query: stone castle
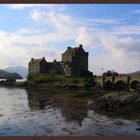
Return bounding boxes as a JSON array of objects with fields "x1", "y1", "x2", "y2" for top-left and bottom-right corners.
[{"x1": 28, "y1": 44, "x2": 93, "y2": 77}]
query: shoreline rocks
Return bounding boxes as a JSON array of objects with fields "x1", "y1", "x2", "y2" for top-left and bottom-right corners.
[{"x1": 90, "y1": 91, "x2": 140, "y2": 119}]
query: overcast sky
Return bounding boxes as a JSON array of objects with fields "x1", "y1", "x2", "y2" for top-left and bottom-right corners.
[{"x1": 0, "y1": 4, "x2": 140, "y2": 75}]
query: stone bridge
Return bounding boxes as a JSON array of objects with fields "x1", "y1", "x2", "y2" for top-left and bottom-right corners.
[{"x1": 95, "y1": 74, "x2": 140, "y2": 90}]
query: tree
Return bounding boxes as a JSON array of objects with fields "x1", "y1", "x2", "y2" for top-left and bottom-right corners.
[{"x1": 103, "y1": 70, "x2": 119, "y2": 77}]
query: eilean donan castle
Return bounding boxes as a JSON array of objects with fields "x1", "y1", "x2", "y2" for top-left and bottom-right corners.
[{"x1": 28, "y1": 44, "x2": 92, "y2": 77}]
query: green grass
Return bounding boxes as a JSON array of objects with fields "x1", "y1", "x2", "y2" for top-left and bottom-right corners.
[{"x1": 26, "y1": 73, "x2": 95, "y2": 86}]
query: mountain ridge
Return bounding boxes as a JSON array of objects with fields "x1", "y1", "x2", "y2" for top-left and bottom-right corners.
[
  {"x1": 3, "y1": 66, "x2": 28, "y2": 78},
  {"x1": 127, "y1": 71, "x2": 140, "y2": 76},
  {"x1": 0, "y1": 70, "x2": 22, "y2": 79}
]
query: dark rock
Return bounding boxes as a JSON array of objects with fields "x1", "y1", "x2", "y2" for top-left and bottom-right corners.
[
  {"x1": 90, "y1": 92, "x2": 140, "y2": 118},
  {"x1": 136, "y1": 127, "x2": 140, "y2": 131}
]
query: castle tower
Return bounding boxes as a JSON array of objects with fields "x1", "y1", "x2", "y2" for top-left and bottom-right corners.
[{"x1": 62, "y1": 44, "x2": 89, "y2": 77}]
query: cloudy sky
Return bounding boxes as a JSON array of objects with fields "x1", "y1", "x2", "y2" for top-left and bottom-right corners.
[{"x1": 0, "y1": 4, "x2": 140, "y2": 75}]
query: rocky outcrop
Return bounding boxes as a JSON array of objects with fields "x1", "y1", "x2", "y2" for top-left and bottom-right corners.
[{"x1": 90, "y1": 91, "x2": 140, "y2": 118}]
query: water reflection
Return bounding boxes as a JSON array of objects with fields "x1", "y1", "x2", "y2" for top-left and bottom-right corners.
[
  {"x1": 0, "y1": 87, "x2": 140, "y2": 136},
  {"x1": 27, "y1": 89, "x2": 52, "y2": 111},
  {"x1": 61, "y1": 98, "x2": 88, "y2": 127},
  {"x1": 26, "y1": 89, "x2": 88, "y2": 126}
]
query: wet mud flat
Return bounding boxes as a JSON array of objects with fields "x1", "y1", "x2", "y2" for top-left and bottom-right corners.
[{"x1": 0, "y1": 87, "x2": 140, "y2": 136}]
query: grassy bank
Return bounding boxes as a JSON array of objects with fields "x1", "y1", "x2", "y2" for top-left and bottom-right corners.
[{"x1": 25, "y1": 73, "x2": 95, "y2": 88}]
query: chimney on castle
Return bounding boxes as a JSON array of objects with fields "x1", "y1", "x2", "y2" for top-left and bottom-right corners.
[
  {"x1": 67, "y1": 46, "x2": 71, "y2": 50},
  {"x1": 79, "y1": 44, "x2": 83, "y2": 48},
  {"x1": 43, "y1": 57, "x2": 45, "y2": 60},
  {"x1": 31, "y1": 58, "x2": 34, "y2": 61}
]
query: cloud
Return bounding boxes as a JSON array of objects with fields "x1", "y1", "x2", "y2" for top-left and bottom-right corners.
[
  {"x1": 6, "y1": 4, "x2": 43, "y2": 9},
  {"x1": 101, "y1": 36, "x2": 140, "y2": 53},
  {"x1": 31, "y1": 9, "x2": 124, "y2": 31},
  {"x1": 30, "y1": 10, "x2": 45, "y2": 21},
  {"x1": 30, "y1": 10, "x2": 79, "y2": 32},
  {"x1": 30, "y1": 10, "x2": 100, "y2": 48},
  {"x1": 16, "y1": 29, "x2": 42, "y2": 35},
  {"x1": 46, "y1": 11, "x2": 76, "y2": 31},
  {"x1": 98, "y1": 35, "x2": 140, "y2": 73},
  {"x1": 0, "y1": 30, "x2": 64, "y2": 68},
  {"x1": 75, "y1": 27, "x2": 96, "y2": 47},
  {"x1": 112, "y1": 25, "x2": 140, "y2": 35},
  {"x1": 86, "y1": 18, "x2": 123, "y2": 25},
  {"x1": 6, "y1": 4, "x2": 66, "y2": 11}
]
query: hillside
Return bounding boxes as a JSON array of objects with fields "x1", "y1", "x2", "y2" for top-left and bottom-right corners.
[
  {"x1": 0, "y1": 70, "x2": 22, "y2": 79},
  {"x1": 3, "y1": 66, "x2": 28, "y2": 78},
  {"x1": 127, "y1": 71, "x2": 140, "y2": 76}
]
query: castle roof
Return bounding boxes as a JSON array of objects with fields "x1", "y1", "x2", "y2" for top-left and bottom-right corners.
[
  {"x1": 63, "y1": 44, "x2": 86, "y2": 54},
  {"x1": 29, "y1": 57, "x2": 46, "y2": 63}
]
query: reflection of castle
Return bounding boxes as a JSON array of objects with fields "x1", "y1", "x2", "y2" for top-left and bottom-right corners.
[
  {"x1": 26, "y1": 89, "x2": 52, "y2": 111},
  {"x1": 26, "y1": 89, "x2": 88, "y2": 126},
  {"x1": 60, "y1": 97, "x2": 88, "y2": 127},
  {"x1": 28, "y1": 44, "x2": 92, "y2": 77}
]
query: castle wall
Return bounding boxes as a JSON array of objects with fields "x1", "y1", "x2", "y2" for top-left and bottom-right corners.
[
  {"x1": 29, "y1": 62, "x2": 40, "y2": 74},
  {"x1": 40, "y1": 60, "x2": 47, "y2": 73},
  {"x1": 72, "y1": 52, "x2": 88, "y2": 71},
  {"x1": 28, "y1": 59, "x2": 47, "y2": 74},
  {"x1": 63, "y1": 63, "x2": 72, "y2": 77},
  {"x1": 62, "y1": 51, "x2": 73, "y2": 63},
  {"x1": 46, "y1": 62, "x2": 64, "y2": 75}
]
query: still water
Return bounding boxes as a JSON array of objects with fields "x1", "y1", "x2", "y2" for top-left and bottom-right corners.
[{"x1": 0, "y1": 87, "x2": 140, "y2": 136}]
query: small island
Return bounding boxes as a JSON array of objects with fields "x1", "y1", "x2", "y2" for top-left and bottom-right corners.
[{"x1": 25, "y1": 44, "x2": 95, "y2": 89}]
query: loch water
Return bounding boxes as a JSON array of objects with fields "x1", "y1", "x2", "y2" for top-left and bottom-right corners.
[{"x1": 0, "y1": 87, "x2": 140, "y2": 136}]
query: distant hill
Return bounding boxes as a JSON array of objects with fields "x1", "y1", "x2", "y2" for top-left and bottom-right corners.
[
  {"x1": 127, "y1": 71, "x2": 140, "y2": 76},
  {"x1": 0, "y1": 70, "x2": 22, "y2": 79},
  {"x1": 3, "y1": 66, "x2": 28, "y2": 78}
]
